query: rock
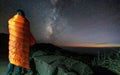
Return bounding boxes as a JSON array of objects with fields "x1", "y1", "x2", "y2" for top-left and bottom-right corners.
[
  {"x1": 30, "y1": 44, "x2": 93, "y2": 75},
  {"x1": 34, "y1": 55, "x2": 65, "y2": 75},
  {"x1": 32, "y1": 50, "x2": 47, "y2": 57},
  {"x1": 33, "y1": 54, "x2": 93, "y2": 75},
  {"x1": 57, "y1": 67, "x2": 77, "y2": 75}
]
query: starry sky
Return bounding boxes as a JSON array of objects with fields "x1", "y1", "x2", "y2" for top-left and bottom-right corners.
[{"x1": 0, "y1": 0, "x2": 120, "y2": 47}]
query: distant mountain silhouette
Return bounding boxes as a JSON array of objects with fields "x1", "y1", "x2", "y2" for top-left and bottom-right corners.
[
  {"x1": 30, "y1": 43, "x2": 95, "y2": 62},
  {"x1": 0, "y1": 33, "x2": 9, "y2": 57},
  {"x1": 30, "y1": 43, "x2": 73, "y2": 56},
  {"x1": 32, "y1": 43, "x2": 62, "y2": 51},
  {"x1": 30, "y1": 43, "x2": 66, "y2": 56}
]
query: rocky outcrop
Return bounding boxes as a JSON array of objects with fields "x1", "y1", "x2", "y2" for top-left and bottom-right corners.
[
  {"x1": 30, "y1": 44, "x2": 118, "y2": 75},
  {"x1": 31, "y1": 48, "x2": 93, "y2": 75}
]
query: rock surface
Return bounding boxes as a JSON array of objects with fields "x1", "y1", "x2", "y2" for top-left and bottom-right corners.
[{"x1": 32, "y1": 49, "x2": 93, "y2": 75}]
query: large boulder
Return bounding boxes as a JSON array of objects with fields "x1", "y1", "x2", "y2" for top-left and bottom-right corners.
[{"x1": 33, "y1": 51, "x2": 93, "y2": 75}]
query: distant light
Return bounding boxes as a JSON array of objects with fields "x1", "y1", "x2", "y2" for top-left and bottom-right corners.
[{"x1": 55, "y1": 43, "x2": 120, "y2": 47}]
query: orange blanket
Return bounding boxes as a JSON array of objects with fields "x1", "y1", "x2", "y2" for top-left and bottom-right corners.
[{"x1": 8, "y1": 14, "x2": 35, "y2": 69}]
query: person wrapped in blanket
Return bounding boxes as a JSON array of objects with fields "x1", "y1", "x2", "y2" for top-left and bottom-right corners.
[{"x1": 7, "y1": 9, "x2": 36, "y2": 75}]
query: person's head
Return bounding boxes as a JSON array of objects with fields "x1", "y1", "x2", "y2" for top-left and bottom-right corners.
[{"x1": 16, "y1": 9, "x2": 25, "y2": 16}]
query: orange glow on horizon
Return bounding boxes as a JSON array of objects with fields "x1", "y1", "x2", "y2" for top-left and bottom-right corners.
[{"x1": 55, "y1": 43, "x2": 120, "y2": 47}]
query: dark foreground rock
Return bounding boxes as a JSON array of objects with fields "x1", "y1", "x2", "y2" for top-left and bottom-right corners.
[
  {"x1": 28, "y1": 43, "x2": 118, "y2": 75},
  {"x1": 31, "y1": 50, "x2": 93, "y2": 75}
]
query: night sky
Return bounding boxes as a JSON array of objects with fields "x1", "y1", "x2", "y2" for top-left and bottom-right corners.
[{"x1": 0, "y1": 0, "x2": 120, "y2": 47}]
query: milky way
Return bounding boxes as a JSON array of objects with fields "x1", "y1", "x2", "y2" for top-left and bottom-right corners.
[{"x1": 0, "y1": 0, "x2": 120, "y2": 46}]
